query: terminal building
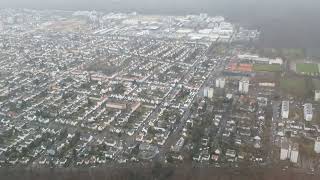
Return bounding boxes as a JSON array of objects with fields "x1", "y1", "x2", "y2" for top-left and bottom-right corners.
[
  {"x1": 304, "y1": 103, "x2": 313, "y2": 121},
  {"x1": 281, "y1": 101, "x2": 289, "y2": 119}
]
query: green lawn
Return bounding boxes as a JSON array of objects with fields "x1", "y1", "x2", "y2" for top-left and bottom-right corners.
[
  {"x1": 312, "y1": 79, "x2": 320, "y2": 89},
  {"x1": 280, "y1": 77, "x2": 308, "y2": 97},
  {"x1": 253, "y1": 64, "x2": 281, "y2": 72},
  {"x1": 296, "y1": 63, "x2": 319, "y2": 74}
]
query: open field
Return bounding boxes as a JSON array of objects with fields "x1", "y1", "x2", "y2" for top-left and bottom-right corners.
[
  {"x1": 312, "y1": 79, "x2": 320, "y2": 89},
  {"x1": 253, "y1": 64, "x2": 281, "y2": 72},
  {"x1": 296, "y1": 63, "x2": 319, "y2": 74},
  {"x1": 280, "y1": 76, "x2": 308, "y2": 97}
]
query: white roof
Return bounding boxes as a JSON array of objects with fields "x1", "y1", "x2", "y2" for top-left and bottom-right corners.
[
  {"x1": 176, "y1": 29, "x2": 193, "y2": 34},
  {"x1": 254, "y1": 136, "x2": 261, "y2": 140},
  {"x1": 198, "y1": 29, "x2": 213, "y2": 34}
]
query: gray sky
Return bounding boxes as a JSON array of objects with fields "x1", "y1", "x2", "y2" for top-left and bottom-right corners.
[
  {"x1": 0, "y1": 0, "x2": 316, "y2": 11},
  {"x1": 0, "y1": 0, "x2": 318, "y2": 20},
  {"x1": 0, "y1": 0, "x2": 318, "y2": 22}
]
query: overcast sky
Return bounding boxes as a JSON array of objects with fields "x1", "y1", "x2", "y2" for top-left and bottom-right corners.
[
  {"x1": 0, "y1": 0, "x2": 316, "y2": 11},
  {"x1": 0, "y1": 0, "x2": 318, "y2": 22},
  {"x1": 0, "y1": 0, "x2": 318, "y2": 21}
]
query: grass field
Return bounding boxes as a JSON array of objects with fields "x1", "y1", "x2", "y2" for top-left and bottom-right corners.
[
  {"x1": 296, "y1": 63, "x2": 319, "y2": 74},
  {"x1": 280, "y1": 77, "x2": 308, "y2": 97},
  {"x1": 312, "y1": 79, "x2": 320, "y2": 89},
  {"x1": 253, "y1": 64, "x2": 281, "y2": 72}
]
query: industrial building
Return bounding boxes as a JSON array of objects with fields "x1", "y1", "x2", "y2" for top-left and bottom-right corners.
[
  {"x1": 237, "y1": 54, "x2": 283, "y2": 65},
  {"x1": 303, "y1": 103, "x2": 313, "y2": 121},
  {"x1": 238, "y1": 78, "x2": 249, "y2": 94},
  {"x1": 281, "y1": 101, "x2": 289, "y2": 119}
]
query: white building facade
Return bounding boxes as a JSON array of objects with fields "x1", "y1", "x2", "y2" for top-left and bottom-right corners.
[
  {"x1": 315, "y1": 137, "x2": 320, "y2": 153},
  {"x1": 203, "y1": 87, "x2": 209, "y2": 97},
  {"x1": 315, "y1": 90, "x2": 320, "y2": 101},
  {"x1": 203, "y1": 87, "x2": 214, "y2": 99},
  {"x1": 215, "y1": 77, "x2": 226, "y2": 88},
  {"x1": 281, "y1": 101, "x2": 289, "y2": 119},
  {"x1": 304, "y1": 103, "x2": 313, "y2": 121},
  {"x1": 208, "y1": 88, "x2": 214, "y2": 99},
  {"x1": 239, "y1": 78, "x2": 249, "y2": 94},
  {"x1": 280, "y1": 140, "x2": 290, "y2": 160},
  {"x1": 290, "y1": 144, "x2": 299, "y2": 163},
  {"x1": 280, "y1": 139, "x2": 299, "y2": 163}
]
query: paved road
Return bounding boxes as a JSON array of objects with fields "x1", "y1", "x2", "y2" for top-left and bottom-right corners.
[
  {"x1": 266, "y1": 100, "x2": 278, "y2": 164},
  {"x1": 160, "y1": 62, "x2": 226, "y2": 158}
]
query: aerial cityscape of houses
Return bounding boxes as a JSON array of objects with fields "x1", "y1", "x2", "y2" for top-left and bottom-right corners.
[{"x1": 0, "y1": 9, "x2": 320, "y2": 174}]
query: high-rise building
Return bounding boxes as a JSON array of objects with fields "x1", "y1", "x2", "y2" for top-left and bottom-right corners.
[
  {"x1": 203, "y1": 87, "x2": 214, "y2": 99},
  {"x1": 239, "y1": 78, "x2": 249, "y2": 94},
  {"x1": 281, "y1": 101, "x2": 289, "y2": 119},
  {"x1": 208, "y1": 88, "x2": 214, "y2": 99},
  {"x1": 280, "y1": 139, "x2": 299, "y2": 163},
  {"x1": 280, "y1": 139, "x2": 290, "y2": 160},
  {"x1": 315, "y1": 90, "x2": 320, "y2": 101},
  {"x1": 203, "y1": 87, "x2": 209, "y2": 97},
  {"x1": 304, "y1": 103, "x2": 313, "y2": 121},
  {"x1": 215, "y1": 78, "x2": 225, "y2": 88},
  {"x1": 314, "y1": 137, "x2": 320, "y2": 153},
  {"x1": 290, "y1": 143, "x2": 299, "y2": 163}
]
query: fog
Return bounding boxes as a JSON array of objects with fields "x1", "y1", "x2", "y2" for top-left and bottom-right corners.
[{"x1": 1, "y1": 0, "x2": 319, "y2": 48}]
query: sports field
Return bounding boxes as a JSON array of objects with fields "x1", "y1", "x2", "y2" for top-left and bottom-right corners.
[
  {"x1": 296, "y1": 63, "x2": 319, "y2": 74},
  {"x1": 228, "y1": 63, "x2": 252, "y2": 72},
  {"x1": 253, "y1": 64, "x2": 281, "y2": 72}
]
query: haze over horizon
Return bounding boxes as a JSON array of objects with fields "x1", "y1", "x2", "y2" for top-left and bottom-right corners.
[{"x1": 1, "y1": 0, "x2": 319, "y2": 49}]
